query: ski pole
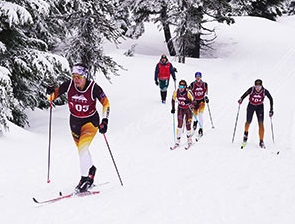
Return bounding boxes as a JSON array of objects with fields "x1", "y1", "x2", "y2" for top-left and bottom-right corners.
[
  {"x1": 102, "y1": 134, "x2": 123, "y2": 186},
  {"x1": 188, "y1": 105, "x2": 203, "y2": 129},
  {"x1": 173, "y1": 113, "x2": 176, "y2": 143},
  {"x1": 232, "y1": 104, "x2": 241, "y2": 143},
  {"x1": 206, "y1": 102, "x2": 214, "y2": 129},
  {"x1": 47, "y1": 95, "x2": 53, "y2": 183},
  {"x1": 270, "y1": 117, "x2": 275, "y2": 143}
]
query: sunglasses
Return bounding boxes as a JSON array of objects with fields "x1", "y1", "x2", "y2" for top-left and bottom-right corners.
[
  {"x1": 179, "y1": 85, "x2": 185, "y2": 89},
  {"x1": 72, "y1": 74, "x2": 84, "y2": 79},
  {"x1": 255, "y1": 85, "x2": 262, "y2": 88}
]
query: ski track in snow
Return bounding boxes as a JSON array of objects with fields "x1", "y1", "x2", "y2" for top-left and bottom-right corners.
[{"x1": 1, "y1": 16, "x2": 295, "y2": 224}]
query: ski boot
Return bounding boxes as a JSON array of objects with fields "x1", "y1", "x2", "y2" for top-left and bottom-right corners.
[
  {"x1": 243, "y1": 131, "x2": 248, "y2": 143},
  {"x1": 198, "y1": 128, "x2": 203, "y2": 137},
  {"x1": 75, "y1": 166, "x2": 96, "y2": 193},
  {"x1": 185, "y1": 135, "x2": 193, "y2": 150},
  {"x1": 241, "y1": 132, "x2": 248, "y2": 149},
  {"x1": 170, "y1": 137, "x2": 180, "y2": 150},
  {"x1": 193, "y1": 121, "x2": 198, "y2": 131},
  {"x1": 259, "y1": 140, "x2": 265, "y2": 149}
]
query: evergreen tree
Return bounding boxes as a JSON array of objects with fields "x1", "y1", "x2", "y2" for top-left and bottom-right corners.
[
  {"x1": 0, "y1": 66, "x2": 13, "y2": 134},
  {"x1": 0, "y1": 1, "x2": 69, "y2": 128},
  {"x1": 288, "y1": 0, "x2": 295, "y2": 15},
  {"x1": 231, "y1": 0, "x2": 285, "y2": 20},
  {"x1": 128, "y1": 0, "x2": 177, "y2": 56},
  {"x1": 60, "y1": 0, "x2": 124, "y2": 80},
  {"x1": 171, "y1": 0, "x2": 233, "y2": 63}
]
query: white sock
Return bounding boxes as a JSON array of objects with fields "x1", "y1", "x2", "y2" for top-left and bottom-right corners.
[{"x1": 79, "y1": 147, "x2": 93, "y2": 177}]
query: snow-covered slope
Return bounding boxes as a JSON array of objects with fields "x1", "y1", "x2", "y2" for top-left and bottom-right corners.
[{"x1": 1, "y1": 16, "x2": 295, "y2": 224}]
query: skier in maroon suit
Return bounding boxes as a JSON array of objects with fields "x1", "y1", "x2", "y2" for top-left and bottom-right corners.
[
  {"x1": 238, "y1": 79, "x2": 273, "y2": 148},
  {"x1": 46, "y1": 63, "x2": 110, "y2": 192}
]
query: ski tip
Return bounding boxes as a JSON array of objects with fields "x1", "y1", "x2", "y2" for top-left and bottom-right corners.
[
  {"x1": 277, "y1": 151, "x2": 280, "y2": 155},
  {"x1": 59, "y1": 192, "x2": 62, "y2": 196},
  {"x1": 32, "y1": 197, "x2": 39, "y2": 203}
]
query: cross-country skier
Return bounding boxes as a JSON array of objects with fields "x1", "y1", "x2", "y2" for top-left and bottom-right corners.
[
  {"x1": 46, "y1": 63, "x2": 110, "y2": 192},
  {"x1": 189, "y1": 72, "x2": 208, "y2": 137},
  {"x1": 171, "y1": 80, "x2": 194, "y2": 148},
  {"x1": 154, "y1": 54, "x2": 176, "y2": 104},
  {"x1": 238, "y1": 79, "x2": 273, "y2": 148}
]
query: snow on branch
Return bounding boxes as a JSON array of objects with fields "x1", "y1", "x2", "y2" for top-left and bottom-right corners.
[
  {"x1": 0, "y1": 66, "x2": 13, "y2": 134},
  {"x1": 0, "y1": 1, "x2": 33, "y2": 27}
]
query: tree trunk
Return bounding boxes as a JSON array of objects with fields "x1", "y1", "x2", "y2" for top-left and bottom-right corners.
[
  {"x1": 160, "y1": 5, "x2": 176, "y2": 57},
  {"x1": 186, "y1": 33, "x2": 200, "y2": 58},
  {"x1": 178, "y1": 38, "x2": 185, "y2": 63},
  {"x1": 163, "y1": 24, "x2": 176, "y2": 56}
]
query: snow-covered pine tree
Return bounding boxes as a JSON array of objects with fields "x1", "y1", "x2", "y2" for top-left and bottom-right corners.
[
  {"x1": 0, "y1": 1, "x2": 69, "y2": 127},
  {"x1": 171, "y1": 0, "x2": 233, "y2": 63},
  {"x1": 288, "y1": 0, "x2": 295, "y2": 15},
  {"x1": 60, "y1": 0, "x2": 124, "y2": 80},
  {"x1": 127, "y1": 0, "x2": 177, "y2": 56},
  {"x1": 0, "y1": 66, "x2": 13, "y2": 134},
  {"x1": 231, "y1": 0, "x2": 285, "y2": 20}
]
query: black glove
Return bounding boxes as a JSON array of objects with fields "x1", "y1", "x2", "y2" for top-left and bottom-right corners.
[
  {"x1": 155, "y1": 81, "x2": 159, "y2": 86},
  {"x1": 46, "y1": 86, "x2": 55, "y2": 95},
  {"x1": 184, "y1": 99, "x2": 192, "y2": 104},
  {"x1": 204, "y1": 96, "x2": 209, "y2": 103},
  {"x1": 171, "y1": 108, "x2": 175, "y2": 114},
  {"x1": 269, "y1": 110, "x2": 274, "y2": 117},
  {"x1": 99, "y1": 118, "x2": 108, "y2": 134},
  {"x1": 173, "y1": 67, "x2": 178, "y2": 73},
  {"x1": 238, "y1": 98, "x2": 243, "y2": 105}
]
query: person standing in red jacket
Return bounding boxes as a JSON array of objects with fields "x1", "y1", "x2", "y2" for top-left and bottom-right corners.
[
  {"x1": 154, "y1": 54, "x2": 176, "y2": 104},
  {"x1": 46, "y1": 63, "x2": 110, "y2": 192}
]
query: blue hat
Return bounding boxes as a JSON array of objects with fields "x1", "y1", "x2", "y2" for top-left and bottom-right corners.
[{"x1": 195, "y1": 72, "x2": 202, "y2": 78}]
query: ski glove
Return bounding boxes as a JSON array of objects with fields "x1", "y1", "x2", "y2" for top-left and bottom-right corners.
[
  {"x1": 99, "y1": 118, "x2": 108, "y2": 134},
  {"x1": 46, "y1": 86, "x2": 55, "y2": 95},
  {"x1": 204, "y1": 96, "x2": 209, "y2": 103},
  {"x1": 184, "y1": 99, "x2": 192, "y2": 104},
  {"x1": 173, "y1": 67, "x2": 178, "y2": 73},
  {"x1": 238, "y1": 98, "x2": 243, "y2": 105},
  {"x1": 171, "y1": 108, "x2": 175, "y2": 114},
  {"x1": 269, "y1": 110, "x2": 274, "y2": 117},
  {"x1": 155, "y1": 81, "x2": 159, "y2": 86}
]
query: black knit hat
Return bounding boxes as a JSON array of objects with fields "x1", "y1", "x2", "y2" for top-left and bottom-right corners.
[
  {"x1": 179, "y1": 80, "x2": 187, "y2": 87},
  {"x1": 255, "y1": 79, "x2": 263, "y2": 86},
  {"x1": 161, "y1": 54, "x2": 168, "y2": 60}
]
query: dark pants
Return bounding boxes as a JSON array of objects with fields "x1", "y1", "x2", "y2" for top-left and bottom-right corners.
[
  {"x1": 159, "y1": 79, "x2": 169, "y2": 101},
  {"x1": 246, "y1": 103, "x2": 264, "y2": 124}
]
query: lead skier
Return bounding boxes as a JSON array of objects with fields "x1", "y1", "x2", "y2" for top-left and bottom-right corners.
[{"x1": 46, "y1": 63, "x2": 110, "y2": 192}]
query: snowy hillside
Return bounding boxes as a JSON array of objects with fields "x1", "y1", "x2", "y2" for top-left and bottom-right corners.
[{"x1": 1, "y1": 16, "x2": 295, "y2": 224}]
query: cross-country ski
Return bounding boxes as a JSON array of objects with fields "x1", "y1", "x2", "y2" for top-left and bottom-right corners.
[{"x1": 33, "y1": 191, "x2": 100, "y2": 205}]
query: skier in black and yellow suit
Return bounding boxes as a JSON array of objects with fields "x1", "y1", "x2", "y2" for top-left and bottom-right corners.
[{"x1": 47, "y1": 63, "x2": 110, "y2": 192}]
